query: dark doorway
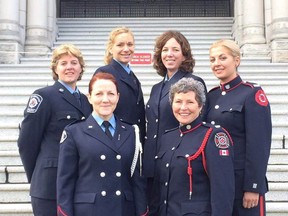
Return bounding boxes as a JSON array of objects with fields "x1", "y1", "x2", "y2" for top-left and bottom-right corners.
[{"x1": 59, "y1": 0, "x2": 232, "y2": 18}]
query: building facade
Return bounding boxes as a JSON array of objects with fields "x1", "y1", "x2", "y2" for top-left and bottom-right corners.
[{"x1": 0, "y1": 0, "x2": 287, "y2": 63}]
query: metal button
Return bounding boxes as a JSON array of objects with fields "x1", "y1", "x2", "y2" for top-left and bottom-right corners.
[
  {"x1": 166, "y1": 163, "x2": 169, "y2": 168},
  {"x1": 211, "y1": 121, "x2": 215, "y2": 125},
  {"x1": 67, "y1": 115, "x2": 71, "y2": 119},
  {"x1": 153, "y1": 135, "x2": 157, "y2": 138},
  {"x1": 171, "y1": 147, "x2": 175, "y2": 151},
  {"x1": 215, "y1": 105, "x2": 219, "y2": 109},
  {"x1": 221, "y1": 91, "x2": 226, "y2": 96},
  {"x1": 100, "y1": 155, "x2": 106, "y2": 160},
  {"x1": 156, "y1": 119, "x2": 158, "y2": 123},
  {"x1": 116, "y1": 172, "x2": 121, "y2": 177},
  {"x1": 116, "y1": 190, "x2": 121, "y2": 196},
  {"x1": 116, "y1": 155, "x2": 121, "y2": 160},
  {"x1": 101, "y1": 191, "x2": 106, "y2": 196},
  {"x1": 100, "y1": 172, "x2": 106, "y2": 177}
]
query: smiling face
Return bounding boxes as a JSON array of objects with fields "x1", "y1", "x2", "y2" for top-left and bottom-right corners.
[
  {"x1": 161, "y1": 37, "x2": 186, "y2": 77},
  {"x1": 55, "y1": 54, "x2": 82, "y2": 90},
  {"x1": 110, "y1": 32, "x2": 135, "y2": 65},
  {"x1": 88, "y1": 79, "x2": 119, "y2": 121},
  {"x1": 172, "y1": 91, "x2": 202, "y2": 125},
  {"x1": 209, "y1": 46, "x2": 240, "y2": 84}
]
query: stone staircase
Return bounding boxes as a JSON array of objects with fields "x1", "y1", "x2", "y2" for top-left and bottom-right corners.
[{"x1": 0, "y1": 17, "x2": 287, "y2": 215}]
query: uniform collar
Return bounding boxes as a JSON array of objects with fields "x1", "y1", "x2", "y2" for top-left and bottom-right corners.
[
  {"x1": 179, "y1": 116, "x2": 202, "y2": 134},
  {"x1": 220, "y1": 75, "x2": 243, "y2": 92}
]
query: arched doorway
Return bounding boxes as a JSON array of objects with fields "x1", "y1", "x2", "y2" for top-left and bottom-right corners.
[{"x1": 59, "y1": 0, "x2": 233, "y2": 18}]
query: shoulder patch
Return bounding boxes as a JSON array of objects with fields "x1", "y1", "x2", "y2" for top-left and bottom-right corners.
[
  {"x1": 27, "y1": 94, "x2": 43, "y2": 113},
  {"x1": 255, "y1": 89, "x2": 269, "y2": 106},
  {"x1": 60, "y1": 130, "x2": 67, "y2": 144},
  {"x1": 214, "y1": 132, "x2": 230, "y2": 149}
]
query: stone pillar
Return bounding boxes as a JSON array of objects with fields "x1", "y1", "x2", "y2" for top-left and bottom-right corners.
[
  {"x1": 241, "y1": 0, "x2": 270, "y2": 57},
  {"x1": 232, "y1": 0, "x2": 243, "y2": 43},
  {"x1": 270, "y1": 0, "x2": 288, "y2": 62},
  {"x1": 48, "y1": 0, "x2": 58, "y2": 48},
  {"x1": 25, "y1": 0, "x2": 51, "y2": 56},
  {"x1": 0, "y1": 0, "x2": 22, "y2": 64}
]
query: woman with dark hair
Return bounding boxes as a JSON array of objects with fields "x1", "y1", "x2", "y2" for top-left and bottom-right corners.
[
  {"x1": 57, "y1": 72, "x2": 148, "y2": 216},
  {"x1": 143, "y1": 30, "x2": 207, "y2": 213}
]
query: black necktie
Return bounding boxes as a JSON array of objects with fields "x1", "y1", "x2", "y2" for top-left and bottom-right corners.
[
  {"x1": 73, "y1": 92, "x2": 81, "y2": 106},
  {"x1": 102, "y1": 121, "x2": 113, "y2": 140}
]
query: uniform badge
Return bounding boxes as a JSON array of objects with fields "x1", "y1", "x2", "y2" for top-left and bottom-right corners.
[
  {"x1": 60, "y1": 130, "x2": 67, "y2": 144},
  {"x1": 255, "y1": 89, "x2": 268, "y2": 106},
  {"x1": 219, "y1": 149, "x2": 230, "y2": 156},
  {"x1": 214, "y1": 132, "x2": 230, "y2": 149},
  {"x1": 27, "y1": 94, "x2": 43, "y2": 113}
]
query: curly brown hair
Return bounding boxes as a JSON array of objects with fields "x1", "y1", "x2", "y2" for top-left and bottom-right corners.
[{"x1": 153, "y1": 30, "x2": 195, "y2": 77}]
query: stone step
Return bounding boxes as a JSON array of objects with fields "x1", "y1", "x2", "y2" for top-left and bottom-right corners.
[
  {"x1": 1, "y1": 148, "x2": 287, "y2": 167},
  {"x1": 0, "y1": 182, "x2": 286, "y2": 203},
  {"x1": 1, "y1": 163, "x2": 287, "y2": 185},
  {"x1": 56, "y1": 17, "x2": 233, "y2": 24},
  {"x1": 0, "y1": 203, "x2": 284, "y2": 216},
  {"x1": 0, "y1": 204, "x2": 32, "y2": 216}
]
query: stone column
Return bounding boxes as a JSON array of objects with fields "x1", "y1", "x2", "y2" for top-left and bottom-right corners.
[
  {"x1": 270, "y1": 0, "x2": 288, "y2": 62},
  {"x1": 232, "y1": 0, "x2": 243, "y2": 43},
  {"x1": 241, "y1": 0, "x2": 269, "y2": 57},
  {"x1": 48, "y1": 0, "x2": 57, "y2": 48},
  {"x1": 0, "y1": 0, "x2": 22, "y2": 64},
  {"x1": 25, "y1": 0, "x2": 50, "y2": 56}
]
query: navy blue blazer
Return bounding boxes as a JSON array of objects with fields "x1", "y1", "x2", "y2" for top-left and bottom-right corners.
[
  {"x1": 94, "y1": 60, "x2": 146, "y2": 143},
  {"x1": 57, "y1": 115, "x2": 148, "y2": 216},
  {"x1": 143, "y1": 70, "x2": 207, "y2": 177},
  {"x1": 154, "y1": 117, "x2": 235, "y2": 216},
  {"x1": 18, "y1": 81, "x2": 92, "y2": 199}
]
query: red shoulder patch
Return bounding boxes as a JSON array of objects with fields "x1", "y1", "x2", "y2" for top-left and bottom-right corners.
[{"x1": 255, "y1": 89, "x2": 269, "y2": 106}]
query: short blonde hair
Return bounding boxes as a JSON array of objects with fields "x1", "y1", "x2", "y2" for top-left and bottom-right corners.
[{"x1": 50, "y1": 44, "x2": 85, "y2": 81}]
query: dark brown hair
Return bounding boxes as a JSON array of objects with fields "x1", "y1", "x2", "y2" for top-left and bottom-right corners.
[{"x1": 153, "y1": 30, "x2": 195, "y2": 77}]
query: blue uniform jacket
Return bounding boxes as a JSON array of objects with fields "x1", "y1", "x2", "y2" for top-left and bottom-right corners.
[
  {"x1": 143, "y1": 70, "x2": 207, "y2": 177},
  {"x1": 57, "y1": 115, "x2": 148, "y2": 216},
  {"x1": 94, "y1": 59, "x2": 146, "y2": 143},
  {"x1": 154, "y1": 117, "x2": 235, "y2": 216},
  {"x1": 204, "y1": 75, "x2": 272, "y2": 199},
  {"x1": 17, "y1": 81, "x2": 92, "y2": 199}
]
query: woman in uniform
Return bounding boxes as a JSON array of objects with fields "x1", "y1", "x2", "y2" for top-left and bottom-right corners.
[
  {"x1": 57, "y1": 72, "x2": 148, "y2": 216},
  {"x1": 93, "y1": 26, "x2": 146, "y2": 143},
  {"x1": 17, "y1": 44, "x2": 92, "y2": 216},
  {"x1": 154, "y1": 77, "x2": 234, "y2": 216},
  {"x1": 143, "y1": 30, "x2": 207, "y2": 213},
  {"x1": 205, "y1": 39, "x2": 272, "y2": 215}
]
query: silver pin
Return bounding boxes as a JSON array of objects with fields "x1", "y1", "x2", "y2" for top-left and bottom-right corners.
[{"x1": 118, "y1": 134, "x2": 121, "y2": 140}]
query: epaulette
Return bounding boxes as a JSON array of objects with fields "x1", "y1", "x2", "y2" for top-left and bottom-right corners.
[
  {"x1": 242, "y1": 81, "x2": 260, "y2": 88},
  {"x1": 208, "y1": 85, "x2": 220, "y2": 93},
  {"x1": 164, "y1": 126, "x2": 178, "y2": 134},
  {"x1": 202, "y1": 121, "x2": 221, "y2": 129},
  {"x1": 67, "y1": 119, "x2": 84, "y2": 127}
]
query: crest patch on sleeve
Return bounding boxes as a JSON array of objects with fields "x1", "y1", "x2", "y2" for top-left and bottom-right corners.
[
  {"x1": 27, "y1": 94, "x2": 43, "y2": 113},
  {"x1": 60, "y1": 130, "x2": 67, "y2": 144},
  {"x1": 214, "y1": 132, "x2": 230, "y2": 149},
  {"x1": 255, "y1": 89, "x2": 268, "y2": 106}
]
